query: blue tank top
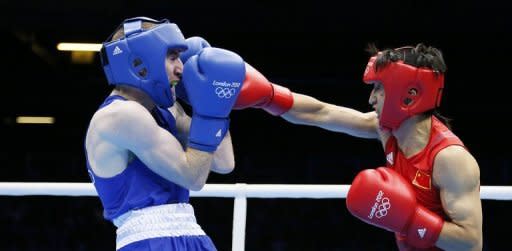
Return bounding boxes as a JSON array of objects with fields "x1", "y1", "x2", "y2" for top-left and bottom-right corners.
[{"x1": 85, "y1": 95, "x2": 189, "y2": 221}]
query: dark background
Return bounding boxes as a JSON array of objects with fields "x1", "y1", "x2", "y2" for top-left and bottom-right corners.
[{"x1": 1, "y1": 0, "x2": 511, "y2": 250}]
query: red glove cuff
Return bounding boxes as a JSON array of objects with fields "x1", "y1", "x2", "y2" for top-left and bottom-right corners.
[
  {"x1": 263, "y1": 84, "x2": 294, "y2": 116},
  {"x1": 406, "y1": 205, "x2": 444, "y2": 248}
]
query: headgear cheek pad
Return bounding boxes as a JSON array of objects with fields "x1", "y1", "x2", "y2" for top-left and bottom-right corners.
[
  {"x1": 363, "y1": 56, "x2": 444, "y2": 130},
  {"x1": 100, "y1": 17, "x2": 188, "y2": 108}
]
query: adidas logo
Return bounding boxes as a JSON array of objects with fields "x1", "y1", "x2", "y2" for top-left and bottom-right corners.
[
  {"x1": 386, "y1": 152, "x2": 394, "y2": 165},
  {"x1": 112, "y1": 46, "x2": 123, "y2": 56},
  {"x1": 215, "y1": 129, "x2": 222, "y2": 138},
  {"x1": 417, "y1": 228, "x2": 427, "y2": 238}
]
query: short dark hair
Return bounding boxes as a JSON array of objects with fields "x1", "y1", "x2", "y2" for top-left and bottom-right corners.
[{"x1": 366, "y1": 43, "x2": 446, "y2": 74}]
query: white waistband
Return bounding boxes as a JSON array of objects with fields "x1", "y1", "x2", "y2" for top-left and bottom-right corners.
[{"x1": 113, "y1": 203, "x2": 207, "y2": 250}]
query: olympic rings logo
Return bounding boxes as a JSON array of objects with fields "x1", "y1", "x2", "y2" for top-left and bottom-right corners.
[
  {"x1": 368, "y1": 190, "x2": 392, "y2": 220},
  {"x1": 215, "y1": 87, "x2": 236, "y2": 99},
  {"x1": 374, "y1": 197, "x2": 391, "y2": 218}
]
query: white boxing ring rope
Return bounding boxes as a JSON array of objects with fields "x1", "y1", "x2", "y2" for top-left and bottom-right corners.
[{"x1": 1, "y1": 183, "x2": 511, "y2": 251}]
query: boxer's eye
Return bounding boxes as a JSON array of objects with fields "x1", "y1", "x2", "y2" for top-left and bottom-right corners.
[{"x1": 167, "y1": 50, "x2": 179, "y2": 61}]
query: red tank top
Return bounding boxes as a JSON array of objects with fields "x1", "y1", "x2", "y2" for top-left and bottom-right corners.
[{"x1": 384, "y1": 116, "x2": 465, "y2": 251}]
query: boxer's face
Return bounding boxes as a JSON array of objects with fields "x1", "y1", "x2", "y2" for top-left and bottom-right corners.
[
  {"x1": 166, "y1": 49, "x2": 183, "y2": 87},
  {"x1": 369, "y1": 81, "x2": 385, "y2": 117}
]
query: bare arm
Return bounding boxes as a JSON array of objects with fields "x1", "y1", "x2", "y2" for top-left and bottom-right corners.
[
  {"x1": 434, "y1": 145, "x2": 483, "y2": 251},
  {"x1": 90, "y1": 100, "x2": 212, "y2": 191},
  {"x1": 281, "y1": 93, "x2": 380, "y2": 139},
  {"x1": 173, "y1": 101, "x2": 235, "y2": 174}
]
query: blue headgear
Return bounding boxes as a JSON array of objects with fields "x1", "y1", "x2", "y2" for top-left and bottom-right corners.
[{"x1": 100, "y1": 17, "x2": 188, "y2": 108}]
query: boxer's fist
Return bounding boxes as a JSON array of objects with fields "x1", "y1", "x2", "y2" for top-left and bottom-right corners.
[
  {"x1": 346, "y1": 167, "x2": 443, "y2": 249},
  {"x1": 234, "y1": 63, "x2": 293, "y2": 116},
  {"x1": 182, "y1": 47, "x2": 245, "y2": 152}
]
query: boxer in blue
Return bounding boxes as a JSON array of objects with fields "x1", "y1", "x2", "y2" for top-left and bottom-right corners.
[{"x1": 84, "y1": 17, "x2": 245, "y2": 250}]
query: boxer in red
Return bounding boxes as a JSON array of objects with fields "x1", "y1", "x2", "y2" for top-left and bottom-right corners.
[
  {"x1": 235, "y1": 44, "x2": 482, "y2": 251},
  {"x1": 178, "y1": 39, "x2": 482, "y2": 250}
]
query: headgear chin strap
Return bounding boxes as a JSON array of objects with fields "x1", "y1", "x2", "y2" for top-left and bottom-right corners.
[
  {"x1": 100, "y1": 17, "x2": 188, "y2": 108},
  {"x1": 363, "y1": 55, "x2": 444, "y2": 130}
]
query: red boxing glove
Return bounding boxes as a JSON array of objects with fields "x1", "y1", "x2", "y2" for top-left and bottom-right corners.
[
  {"x1": 346, "y1": 167, "x2": 444, "y2": 249},
  {"x1": 233, "y1": 63, "x2": 293, "y2": 116}
]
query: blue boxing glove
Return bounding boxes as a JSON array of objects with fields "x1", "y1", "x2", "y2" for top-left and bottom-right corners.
[
  {"x1": 180, "y1": 36, "x2": 211, "y2": 63},
  {"x1": 182, "y1": 47, "x2": 246, "y2": 152},
  {"x1": 176, "y1": 37, "x2": 211, "y2": 104}
]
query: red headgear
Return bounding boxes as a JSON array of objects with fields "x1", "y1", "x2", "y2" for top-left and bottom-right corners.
[{"x1": 363, "y1": 55, "x2": 444, "y2": 130}]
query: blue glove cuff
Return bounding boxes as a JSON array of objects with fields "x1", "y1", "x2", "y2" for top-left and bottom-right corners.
[{"x1": 188, "y1": 115, "x2": 230, "y2": 152}]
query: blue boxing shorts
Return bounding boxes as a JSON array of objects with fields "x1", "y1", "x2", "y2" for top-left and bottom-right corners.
[
  {"x1": 119, "y1": 235, "x2": 216, "y2": 251},
  {"x1": 114, "y1": 203, "x2": 217, "y2": 251}
]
